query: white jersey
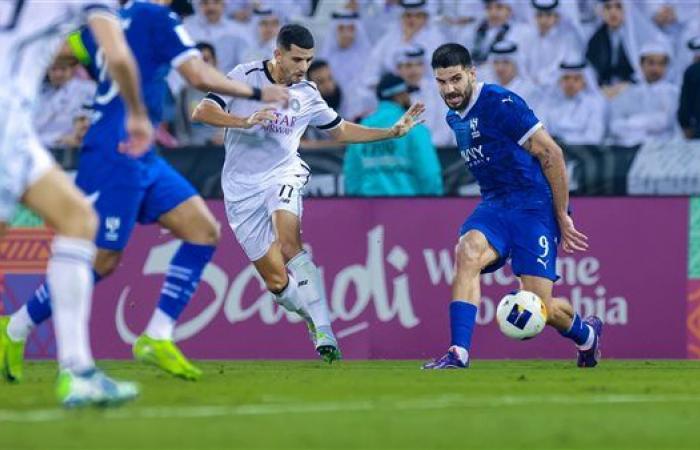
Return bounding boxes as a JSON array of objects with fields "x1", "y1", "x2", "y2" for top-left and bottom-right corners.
[
  {"x1": 207, "y1": 60, "x2": 343, "y2": 202},
  {"x1": 0, "y1": 0, "x2": 114, "y2": 105}
]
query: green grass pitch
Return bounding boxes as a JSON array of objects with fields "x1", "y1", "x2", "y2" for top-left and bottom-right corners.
[{"x1": 1, "y1": 360, "x2": 699, "y2": 450}]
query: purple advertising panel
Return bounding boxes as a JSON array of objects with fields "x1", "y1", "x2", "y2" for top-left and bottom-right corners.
[{"x1": 1, "y1": 198, "x2": 689, "y2": 359}]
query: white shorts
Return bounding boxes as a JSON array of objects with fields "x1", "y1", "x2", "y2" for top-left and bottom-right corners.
[
  {"x1": 225, "y1": 175, "x2": 307, "y2": 261},
  {"x1": 0, "y1": 107, "x2": 55, "y2": 222}
]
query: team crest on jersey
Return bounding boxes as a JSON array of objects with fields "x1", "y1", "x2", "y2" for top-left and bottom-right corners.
[
  {"x1": 105, "y1": 217, "x2": 121, "y2": 242},
  {"x1": 290, "y1": 98, "x2": 301, "y2": 112},
  {"x1": 469, "y1": 118, "x2": 481, "y2": 139}
]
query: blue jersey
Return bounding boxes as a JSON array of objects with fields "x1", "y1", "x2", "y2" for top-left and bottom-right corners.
[
  {"x1": 447, "y1": 83, "x2": 551, "y2": 207},
  {"x1": 74, "y1": 0, "x2": 197, "y2": 155}
]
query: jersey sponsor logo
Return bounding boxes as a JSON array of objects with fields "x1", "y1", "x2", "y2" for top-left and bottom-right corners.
[
  {"x1": 460, "y1": 145, "x2": 489, "y2": 167},
  {"x1": 262, "y1": 112, "x2": 298, "y2": 136}
]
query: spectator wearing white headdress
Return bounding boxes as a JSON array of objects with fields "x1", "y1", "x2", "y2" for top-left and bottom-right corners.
[
  {"x1": 540, "y1": 60, "x2": 607, "y2": 145},
  {"x1": 460, "y1": 0, "x2": 525, "y2": 66},
  {"x1": 609, "y1": 41, "x2": 679, "y2": 146},
  {"x1": 393, "y1": 45, "x2": 455, "y2": 147},
  {"x1": 520, "y1": 0, "x2": 585, "y2": 87},
  {"x1": 319, "y1": 10, "x2": 372, "y2": 97},
  {"x1": 240, "y1": 6, "x2": 282, "y2": 62},
  {"x1": 362, "y1": 0, "x2": 440, "y2": 43},
  {"x1": 585, "y1": 0, "x2": 669, "y2": 99},
  {"x1": 484, "y1": 40, "x2": 541, "y2": 113},
  {"x1": 183, "y1": 0, "x2": 249, "y2": 73},
  {"x1": 364, "y1": 0, "x2": 444, "y2": 81}
]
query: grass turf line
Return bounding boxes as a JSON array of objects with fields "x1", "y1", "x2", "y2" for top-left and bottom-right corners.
[{"x1": 0, "y1": 360, "x2": 699, "y2": 450}]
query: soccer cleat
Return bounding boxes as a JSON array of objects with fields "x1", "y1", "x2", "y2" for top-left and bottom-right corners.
[
  {"x1": 0, "y1": 316, "x2": 25, "y2": 383},
  {"x1": 56, "y1": 368, "x2": 139, "y2": 408},
  {"x1": 315, "y1": 326, "x2": 341, "y2": 364},
  {"x1": 133, "y1": 335, "x2": 202, "y2": 381},
  {"x1": 577, "y1": 316, "x2": 603, "y2": 368},
  {"x1": 422, "y1": 346, "x2": 469, "y2": 369}
]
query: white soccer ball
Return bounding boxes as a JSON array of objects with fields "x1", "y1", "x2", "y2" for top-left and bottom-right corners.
[{"x1": 496, "y1": 290, "x2": 548, "y2": 340}]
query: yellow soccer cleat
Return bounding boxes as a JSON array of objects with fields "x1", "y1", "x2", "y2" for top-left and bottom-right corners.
[
  {"x1": 0, "y1": 316, "x2": 25, "y2": 383},
  {"x1": 132, "y1": 335, "x2": 202, "y2": 381}
]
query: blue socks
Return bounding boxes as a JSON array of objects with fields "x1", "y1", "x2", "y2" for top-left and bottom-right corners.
[
  {"x1": 450, "y1": 301, "x2": 478, "y2": 351},
  {"x1": 26, "y1": 270, "x2": 103, "y2": 326},
  {"x1": 156, "y1": 242, "x2": 215, "y2": 321},
  {"x1": 559, "y1": 314, "x2": 592, "y2": 346},
  {"x1": 24, "y1": 241, "x2": 215, "y2": 329}
]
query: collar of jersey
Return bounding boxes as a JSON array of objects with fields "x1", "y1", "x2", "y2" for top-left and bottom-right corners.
[{"x1": 457, "y1": 82, "x2": 484, "y2": 119}]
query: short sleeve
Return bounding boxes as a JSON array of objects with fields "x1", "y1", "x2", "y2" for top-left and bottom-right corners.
[
  {"x1": 203, "y1": 65, "x2": 246, "y2": 110},
  {"x1": 75, "y1": 0, "x2": 115, "y2": 20},
  {"x1": 152, "y1": 8, "x2": 199, "y2": 69},
  {"x1": 308, "y1": 90, "x2": 342, "y2": 130},
  {"x1": 496, "y1": 92, "x2": 542, "y2": 146}
]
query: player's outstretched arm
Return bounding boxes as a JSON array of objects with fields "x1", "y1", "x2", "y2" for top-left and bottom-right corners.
[
  {"x1": 191, "y1": 100, "x2": 276, "y2": 129},
  {"x1": 523, "y1": 128, "x2": 588, "y2": 254},
  {"x1": 178, "y1": 58, "x2": 289, "y2": 105},
  {"x1": 87, "y1": 14, "x2": 152, "y2": 156},
  {"x1": 328, "y1": 103, "x2": 425, "y2": 143}
]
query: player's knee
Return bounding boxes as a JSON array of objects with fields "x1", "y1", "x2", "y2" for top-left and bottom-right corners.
[
  {"x1": 197, "y1": 219, "x2": 221, "y2": 246},
  {"x1": 278, "y1": 239, "x2": 302, "y2": 262},
  {"x1": 455, "y1": 235, "x2": 488, "y2": 274},
  {"x1": 264, "y1": 270, "x2": 289, "y2": 294},
  {"x1": 56, "y1": 197, "x2": 97, "y2": 240}
]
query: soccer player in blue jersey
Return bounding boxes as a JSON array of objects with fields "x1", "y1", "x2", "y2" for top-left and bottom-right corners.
[
  {"x1": 0, "y1": 0, "x2": 289, "y2": 382},
  {"x1": 422, "y1": 43, "x2": 601, "y2": 370}
]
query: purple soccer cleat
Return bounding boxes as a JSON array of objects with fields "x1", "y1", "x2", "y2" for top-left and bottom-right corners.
[
  {"x1": 422, "y1": 346, "x2": 468, "y2": 370},
  {"x1": 577, "y1": 316, "x2": 603, "y2": 368}
]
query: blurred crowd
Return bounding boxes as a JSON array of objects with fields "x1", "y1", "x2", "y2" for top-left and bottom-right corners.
[{"x1": 34, "y1": 0, "x2": 700, "y2": 153}]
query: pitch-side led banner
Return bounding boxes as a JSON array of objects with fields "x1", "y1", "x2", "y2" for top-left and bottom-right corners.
[{"x1": 1, "y1": 198, "x2": 689, "y2": 359}]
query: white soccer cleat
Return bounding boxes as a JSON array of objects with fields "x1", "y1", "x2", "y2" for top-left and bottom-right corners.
[{"x1": 56, "y1": 368, "x2": 139, "y2": 408}]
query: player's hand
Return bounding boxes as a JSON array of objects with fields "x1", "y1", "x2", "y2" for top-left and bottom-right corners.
[
  {"x1": 390, "y1": 102, "x2": 426, "y2": 138},
  {"x1": 261, "y1": 85, "x2": 289, "y2": 107},
  {"x1": 244, "y1": 107, "x2": 276, "y2": 129},
  {"x1": 558, "y1": 215, "x2": 588, "y2": 253},
  {"x1": 120, "y1": 112, "x2": 154, "y2": 157}
]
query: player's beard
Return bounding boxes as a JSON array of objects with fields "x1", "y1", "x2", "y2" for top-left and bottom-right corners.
[{"x1": 443, "y1": 84, "x2": 472, "y2": 112}]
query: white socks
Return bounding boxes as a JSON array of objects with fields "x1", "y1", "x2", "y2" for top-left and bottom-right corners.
[
  {"x1": 47, "y1": 236, "x2": 96, "y2": 373},
  {"x1": 7, "y1": 305, "x2": 34, "y2": 342},
  {"x1": 287, "y1": 251, "x2": 332, "y2": 330},
  {"x1": 273, "y1": 274, "x2": 306, "y2": 314},
  {"x1": 145, "y1": 308, "x2": 176, "y2": 341}
]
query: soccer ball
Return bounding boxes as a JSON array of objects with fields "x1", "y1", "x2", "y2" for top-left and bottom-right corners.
[{"x1": 496, "y1": 290, "x2": 548, "y2": 340}]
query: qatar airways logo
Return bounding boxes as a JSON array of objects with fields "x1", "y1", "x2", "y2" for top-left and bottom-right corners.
[{"x1": 262, "y1": 112, "x2": 298, "y2": 136}]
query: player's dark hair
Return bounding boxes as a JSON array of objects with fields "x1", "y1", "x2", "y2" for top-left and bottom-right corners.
[
  {"x1": 196, "y1": 42, "x2": 216, "y2": 59},
  {"x1": 308, "y1": 59, "x2": 329, "y2": 77},
  {"x1": 277, "y1": 24, "x2": 315, "y2": 51},
  {"x1": 431, "y1": 43, "x2": 473, "y2": 70}
]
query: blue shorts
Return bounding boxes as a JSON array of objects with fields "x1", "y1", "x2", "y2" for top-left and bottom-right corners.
[
  {"x1": 459, "y1": 202, "x2": 561, "y2": 281},
  {"x1": 75, "y1": 148, "x2": 197, "y2": 251}
]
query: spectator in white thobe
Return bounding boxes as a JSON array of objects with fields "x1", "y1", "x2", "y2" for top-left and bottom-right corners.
[
  {"x1": 483, "y1": 40, "x2": 541, "y2": 113},
  {"x1": 34, "y1": 58, "x2": 95, "y2": 148},
  {"x1": 609, "y1": 42, "x2": 680, "y2": 146},
  {"x1": 520, "y1": 0, "x2": 585, "y2": 87},
  {"x1": 183, "y1": 0, "x2": 249, "y2": 73},
  {"x1": 241, "y1": 6, "x2": 281, "y2": 62},
  {"x1": 540, "y1": 60, "x2": 607, "y2": 145},
  {"x1": 394, "y1": 45, "x2": 455, "y2": 146}
]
